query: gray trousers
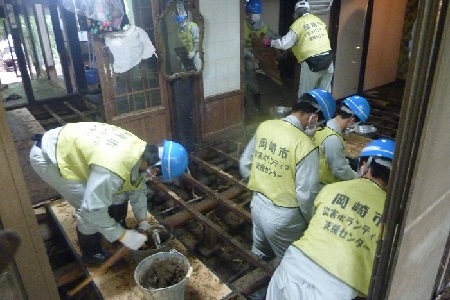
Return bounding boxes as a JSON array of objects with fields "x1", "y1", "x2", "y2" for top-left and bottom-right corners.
[
  {"x1": 250, "y1": 193, "x2": 307, "y2": 260},
  {"x1": 298, "y1": 61, "x2": 334, "y2": 98},
  {"x1": 29, "y1": 145, "x2": 127, "y2": 239}
]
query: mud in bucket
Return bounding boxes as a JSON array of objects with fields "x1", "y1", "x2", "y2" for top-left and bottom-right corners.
[{"x1": 134, "y1": 250, "x2": 193, "y2": 300}]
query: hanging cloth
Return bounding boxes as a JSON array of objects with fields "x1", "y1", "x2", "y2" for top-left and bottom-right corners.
[{"x1": 104, "y1": 25, "x2": 157, "y2": 73}]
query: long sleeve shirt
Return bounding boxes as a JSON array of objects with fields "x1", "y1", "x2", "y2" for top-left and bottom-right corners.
[
  {"x1": 239, "y1": 115, "x2": 319, "y2": 221},
  {"x1": 322, "y1": 119, "x2": 358, "y2": 181},
  {"x1": 41, "y1": 127, "x2": 148, "y2": 242}
]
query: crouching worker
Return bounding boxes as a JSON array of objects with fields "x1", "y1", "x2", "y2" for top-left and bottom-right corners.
[
  {"x1": 30, "y1": 122, "x2": 188, "y2": 266},
  {"x1": 266, "y1": 139, "x2": 395, "y2": 300}
]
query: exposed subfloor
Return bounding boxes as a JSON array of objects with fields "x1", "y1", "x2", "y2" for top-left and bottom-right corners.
[{"x1": 5, "y1": 72, "x2": 405, "y2": 299}]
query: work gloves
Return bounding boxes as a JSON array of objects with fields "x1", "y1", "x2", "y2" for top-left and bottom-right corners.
[
  {"x1": 262, "y1": 38, "x2": 272, "y2": 47},
  {"x1": 119, "y1": 230, "x2": 147, "y2": 250},
  {"x1": 138, "y1": 220, "x2": 151, "y2": 232}
]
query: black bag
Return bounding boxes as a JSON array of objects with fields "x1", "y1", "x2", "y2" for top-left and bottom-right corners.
[{"x1": 305, "y1": 52, "x2": 334, "y2": 72}]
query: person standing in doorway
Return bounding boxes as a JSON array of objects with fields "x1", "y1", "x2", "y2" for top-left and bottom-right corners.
[
  {"x1": 312, "y1": 95, "x2": 371, "y2": 190},
  {"x1": 239, "y1": 89, "x2": 336, "y2": 262},
  {"x1": 244, "y1": 0, "x2": 278, "y2": 114},
  {"x1": 263, "y1": 0, "x2": 334, "y2": 98},
  {"x1": 30, "y1": 122, "x2": 188, "y2": 266},
  {"x1": 266, "y1": 138, "x2": 396, "y2": 300}
]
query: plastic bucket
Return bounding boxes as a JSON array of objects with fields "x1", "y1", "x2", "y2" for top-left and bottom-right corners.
[
  {"x1": 134, "y1": 250, "x2": 193, "y2": 300},
  {"x1": 131, "y1": 224, "x2": 173, "y2": 263},
  {"x1": 85, "y1": 69, "x2": 99, "y2": 84}
]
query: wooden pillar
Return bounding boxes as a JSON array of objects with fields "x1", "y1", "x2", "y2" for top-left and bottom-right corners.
[
  {"x1": 170, "y1": 77, "x2": 198, "y2": 151},
  {"x1": 61, "y1": 8, "x2": 88, "y2": 93},
  {"x1": 49, "y1": 0, "x2": 73, "y2": 94},
  {"x1": 0, "y1": 103, "x2": 59, "y2": 298},
  {"x1": 4, "y1": 2, "x2": 35, "y2": 102}
]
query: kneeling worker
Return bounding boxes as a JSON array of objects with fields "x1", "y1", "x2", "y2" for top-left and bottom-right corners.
[
  {"x1": 30, "y1": 122, "x2": 188, "y2": 266},
  {"x1": 266, "y1": 138, "x2": 395, "y2": 299}
]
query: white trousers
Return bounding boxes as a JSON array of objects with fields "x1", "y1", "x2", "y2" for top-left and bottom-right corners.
[
  {"x1": 266, "y1": 246, "x2": 358, "y2": 300},
  {"x1": 29, "y1": 145, "x2": 124, "y2": 236},
  {"x1": 298, "y1": 61, "x2": 334, "y2": 98}
]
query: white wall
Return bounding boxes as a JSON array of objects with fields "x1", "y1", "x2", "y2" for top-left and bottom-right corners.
[{"x1": 200, "y1": 0, "x2": 241, "y2": 97}]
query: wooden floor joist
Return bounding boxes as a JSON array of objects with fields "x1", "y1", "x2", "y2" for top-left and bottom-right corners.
[
  {"x1": 63, "y1": 101, "x2": 87, "y2": 120},
  {"x1": 42, "y1": 104, "x2": 66, "y2": 125}
]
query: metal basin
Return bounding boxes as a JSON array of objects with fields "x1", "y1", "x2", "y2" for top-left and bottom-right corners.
[
  {"x1": 269, "y1": 106, "x2": 291, "y2": 119},
  {"x1": 354, "y1": 124, "x2": 377, "y2": 138}
]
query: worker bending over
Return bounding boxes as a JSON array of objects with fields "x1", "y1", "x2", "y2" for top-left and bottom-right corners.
[
  {"x1": 266, "y1": 138, "x2": 395, "y2": 300},
  {"x1": 240, "y1": 89, "x2": 336, "y2": 261},
  {"x1": 30, "y1": 122, "x2": 188, "y2": 266},
  {"x1": 264, "y1": 0, "x2": 334, "y2": 97},
  {"x1": 313, "y1": 95, "x2": 370, "y2": 189}
]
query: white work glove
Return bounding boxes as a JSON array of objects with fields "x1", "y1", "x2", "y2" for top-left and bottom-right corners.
[
  {"x1": 188, "y1": 51, "x2": 195, "y2": 59},
  {"x1": 138, "y1": 220, "x2": 151, "y2": 232},
  {"x1": 119, "y1": 230, "x2": 147, "y2": 250}
]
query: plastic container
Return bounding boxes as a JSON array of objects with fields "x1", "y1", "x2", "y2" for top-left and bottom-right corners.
[
  {"x1": 134, "y1": 250, "x2": 193, "y2": 300},
  {"x1": 85, "y1": 69, "x2": 99, "y2": 85}
]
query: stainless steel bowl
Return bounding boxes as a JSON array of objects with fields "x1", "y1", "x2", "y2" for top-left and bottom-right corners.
[
  {"x1": 269, "y1": 106, "x2": 291, "y2": 119},
  {"x1": 354, "y1": 124, "x2": 377, "y2": 137}
]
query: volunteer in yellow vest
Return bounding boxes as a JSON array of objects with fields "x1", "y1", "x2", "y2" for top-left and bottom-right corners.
[
  {"x1": 239, "y1": 89, "x2": 336, "y2": 261},
  {"x1": 176, "y1": 13, "x2": 201, "y2": 71},
  {"x1": 266, "y1": 138, "x2": 396, "y2": 300},
  {"x1": 263, "y1": 1, "x2": 334, "y2": 98},
  {"x1": 29, "y1": 122, "x2": 188, "y2": 266},
  {"x1": 313, "y1": 95, "x2": 371, "y2": 189},
  {"x1": 244, "y1": 0, "x2": 278, "y2": 114}
]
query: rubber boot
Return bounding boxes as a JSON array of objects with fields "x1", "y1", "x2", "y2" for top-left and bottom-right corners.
[
  {"x1": 253, "y1": 93, "x2": 262, "y2": 113},
  {"x1": 108, "y1": 202, "x2": 129, "y2": 229},
  {"x1": 76, "y1": 229, "x2": 109, "y2": 266}
]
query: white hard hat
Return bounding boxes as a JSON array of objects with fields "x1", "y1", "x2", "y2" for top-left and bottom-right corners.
[{"x1": 295, "y1": 1, "x2": 310, "y2": 10}]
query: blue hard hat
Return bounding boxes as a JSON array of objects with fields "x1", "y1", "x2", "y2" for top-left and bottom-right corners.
[
  {"x1": 246, "y1": 0, "x2": 262, "y2": 14},
  {"x1": 307, "y1": 89, "x2": 336, "y2": 121},
  {"x1": 161, "y1": 140, "x2": 189, "y2": 180},
  {"x1": 360, "y1": 138, "x2": 395, "y2": 160},
  {"x1": 175, "y1": 15, "x2": 187, "y2": 24},
  {"x1": 343, "y1": 95, "x2": 370, "y2": 122}
]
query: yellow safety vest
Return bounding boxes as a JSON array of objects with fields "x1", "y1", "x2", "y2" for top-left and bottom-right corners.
[
  {"x1": 293, "y1": 178, "x2": 386, "y2": 295},
  {"x1": 312, "y1": 127, "x2": 345, "y2": 184},
  {"x1": 248, "y1": 120, "x2": 317, "y2": 207},
  {"x1": 56, "y1": 122, "x2": 147, "y2": 193},
  {"x1": 290, "y1": 14, "x2": 331, "y2": 62},
  {"x1": 179, "y1": 22, "x2": 197, "y2": 52},
  {"x1": 244, "y1": 21, "x2": 269, "y2": 50}
]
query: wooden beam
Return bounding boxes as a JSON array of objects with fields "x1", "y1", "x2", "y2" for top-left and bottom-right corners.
[
  {"x1": 63, "y1": 101, "x2": 87, "y2": 120},
  {"x1": 42, "y1": 104, "x2": 66, "y2": 125}
]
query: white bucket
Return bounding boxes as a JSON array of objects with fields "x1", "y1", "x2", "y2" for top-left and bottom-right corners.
[{"x1": 134, "y1": 250, "x2": 193, "y2": 300}]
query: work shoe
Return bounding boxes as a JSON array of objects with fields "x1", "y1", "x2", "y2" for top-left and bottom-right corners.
[
  {"x1": 82, "y1": 252, "x2": 110, "y2": 266},
  {"x1": 76, "y1": 230, "x2": 109, "y2": 267}
]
